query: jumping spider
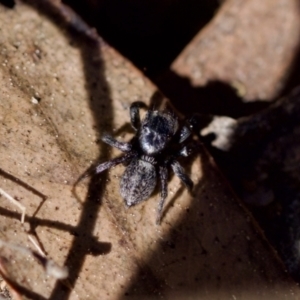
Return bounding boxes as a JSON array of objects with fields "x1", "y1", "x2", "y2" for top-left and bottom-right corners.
[{"x1": 93, "y1": 101, "x2": 196, "y2": 224}]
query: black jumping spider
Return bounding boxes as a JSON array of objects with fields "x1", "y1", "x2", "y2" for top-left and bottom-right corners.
[{"x1": 93, "y1": 101, "x2": 196, "y2": 224}]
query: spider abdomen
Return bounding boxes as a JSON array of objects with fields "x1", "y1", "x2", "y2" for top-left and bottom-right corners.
[{"x1": 120, "y1": 158, "x2": 157, "y2": 207}]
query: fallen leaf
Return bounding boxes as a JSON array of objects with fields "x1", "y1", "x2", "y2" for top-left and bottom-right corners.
[
  {"x1": 172, "y1": 0, "x2": 300, "y2": 101},
  {"x1": 0, "y1": 2, "x2": 298, "y2": 299}
]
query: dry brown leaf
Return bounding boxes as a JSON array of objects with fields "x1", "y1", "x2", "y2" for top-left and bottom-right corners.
[
  {"x1": 0, "y1": 2, "x2": 298, "y2": 299},
  {"x1": 172, "y1": 0, "x2": 300, "y2": 101}
]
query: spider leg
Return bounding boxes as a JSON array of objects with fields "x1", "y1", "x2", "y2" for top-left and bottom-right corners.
[
  {"x1": 75, "y1": 153, "x2": 135, "y2": 186},
  {"x1": 156, "y1": 165, "x2": 168, "y2": 225},
  {"x1": 171, "y1": 160, "x2": 193, "y2": 191},
  {"x1": 102, "y1": 133, "x2": 131, "y2": 152},
  {"x1": 130, "y1": 101, "x2": 147, "y2": 131},
  {"x1": 178, "y1": 112, "x2": 207, "y2": 143},
  {"x1": 177, "y1": 139, "x2": 200, "y2": 158},
  {"x1": 178, "y1": 125, "x2": 192, "y2": 143},
  {"x1": 178, "y1": 145, "x2": 189, "y2": 157},
  {"x1": 178, "y1": 112, "x2": 203, "y2": 144},
  {"x1": 95, "y1": 152, "x2": 134, "y2": 174}
]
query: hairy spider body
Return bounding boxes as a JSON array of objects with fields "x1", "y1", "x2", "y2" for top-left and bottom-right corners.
[
  {"x1": 120, "y1": 158, "x2": 156, "y2": 206},
  {"x1": 94, "y1": 101, "x2": 195, "y2": 224}
]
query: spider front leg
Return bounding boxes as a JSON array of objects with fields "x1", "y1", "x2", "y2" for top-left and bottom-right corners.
[
  {"x1": 156, "y1": 165, "x2": 168, "y2": 225},
  {"x1": 102, "y1": 133, "x2": 132, "y2": 152},
  {"x1": 130, "y1": 101, "x2": 147, "y2": 131}
]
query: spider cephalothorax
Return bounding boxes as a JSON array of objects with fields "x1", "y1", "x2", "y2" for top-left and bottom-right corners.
[{"x1": 93, "y1": 101, "x2": 195, "y2": 224}]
